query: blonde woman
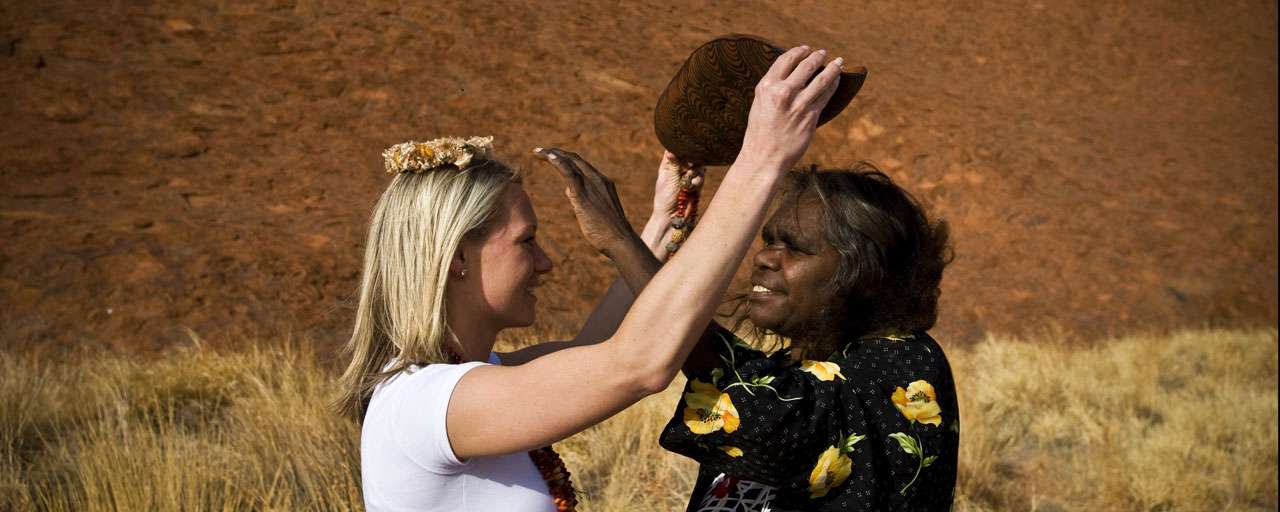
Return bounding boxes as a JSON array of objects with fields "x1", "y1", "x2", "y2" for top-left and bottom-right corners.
[{"x1": 336, "y1": 46, "x2": 845, "y2": 511}]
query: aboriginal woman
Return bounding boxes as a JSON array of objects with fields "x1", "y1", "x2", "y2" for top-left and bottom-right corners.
[{"x1": 661, "y1": 165, "x2": 959, "y2": 511}]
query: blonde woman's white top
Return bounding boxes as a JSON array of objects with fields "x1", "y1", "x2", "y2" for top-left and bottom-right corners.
[{"x1": 361, "y1": 352, "x2": 554, "y2": 511}]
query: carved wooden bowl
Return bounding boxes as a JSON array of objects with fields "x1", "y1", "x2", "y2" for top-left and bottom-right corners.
[{"x1": 654, "y1": 34, "x2": 867, "y2": 166}]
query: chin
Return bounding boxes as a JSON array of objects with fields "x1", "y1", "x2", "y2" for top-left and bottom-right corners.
[
  {"x1": 499, "y1": 295, "x2": 539, "y2": 328},
  {"x1": 747, "y1": 309, "x2": 785, "y2": 333},
  {"x1": 502, "y1": 308, "x2": 536, "y2": 328},
  {"x1": 514, "y1": 306, "x2": 538, "y2": 328}
]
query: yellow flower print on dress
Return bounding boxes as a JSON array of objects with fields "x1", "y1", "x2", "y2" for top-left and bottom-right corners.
[
  {"x1": 683, "y1": 379, "x2": 740, "y2": 435},
  {"x1": 719, "y1": 445, "x2": 744, "y2": 457},
  {"x1": 891, "y1": 380, "x2": 942, "y2": 426},
  {"x1": 800, "y1": 360, "x2": 846, "y2": 381},
  {"x1": 807, "y1": 433, "x2": 864, "y2": 499},
  {"x1": 807, "y1": 446, "x2": 852, "y2": 498},
  {"x1": 889, "y1": 379, "x2": 943, "y2": 495}
]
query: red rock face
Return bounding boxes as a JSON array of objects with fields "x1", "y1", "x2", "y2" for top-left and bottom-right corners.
[{"x1": 1, "y1": 1, "x2": 1276, "y2": 353}]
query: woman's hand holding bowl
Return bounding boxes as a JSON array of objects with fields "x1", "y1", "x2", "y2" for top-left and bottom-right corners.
[{"x1": 737, "y1": 46, "x2": 844, "y2": 174}]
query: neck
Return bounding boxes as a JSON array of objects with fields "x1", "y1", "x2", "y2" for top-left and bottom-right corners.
[
  {"x1": 786, "y1": 328, "x2": 849, "y2": 364},
  {"x1": 447, "y1": 312, "x2": 498, "y2": 363},
  {"x1": 785, "y1": 303, "x2": 873, "y2": 363}
]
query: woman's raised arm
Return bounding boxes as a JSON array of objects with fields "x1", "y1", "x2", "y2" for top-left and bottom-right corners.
[{"x1": 447, "y1": 47, "x2": 845, "y2": 459}]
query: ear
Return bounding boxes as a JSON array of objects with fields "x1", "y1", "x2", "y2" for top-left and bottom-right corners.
[{"x1": 450, "y1": 245, "x2": 468, "y2": 278}]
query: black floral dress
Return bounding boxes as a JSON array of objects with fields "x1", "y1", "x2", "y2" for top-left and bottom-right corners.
[{"x1": 659, "y1": 326, "x2": 959, "y2": 511}]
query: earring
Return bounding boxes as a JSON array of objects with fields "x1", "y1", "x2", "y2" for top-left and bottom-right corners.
[{"x1": 459, "y1": 269, "x2": 467, "y2": 277}]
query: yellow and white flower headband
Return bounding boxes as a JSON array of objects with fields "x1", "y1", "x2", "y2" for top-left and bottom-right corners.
[{"x1": 382, "y1": 136, "x2": 494, "y2": 174}]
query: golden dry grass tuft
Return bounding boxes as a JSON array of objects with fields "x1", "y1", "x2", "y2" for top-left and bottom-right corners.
[{"x1": 1, "y1": 329, "x2": 1275, "y2": 511}]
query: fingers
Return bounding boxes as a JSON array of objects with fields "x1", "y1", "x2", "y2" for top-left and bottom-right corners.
[
  {"x1": 783, "y1": 49, "x2": 828, "y2": 89},
  {"x1": 556, "y1": 151, "x2": 627, "y2": 217},
  {"x1": 764, "y1": 45, "x2": 814, "y2": 82},
  {"x1": 690, "y1": 165, "x2": 705, "y2": 187},
  {"x1": 533, "y1": 147, "x2": 586, "y2": 198},
  {"x1": 558, "y1": 150, "x2": 612, "y2": 191},
  {"x1": 660, "y1": 150, "x2": 701, "y2": 174},
  {"x1": 535, "y1": 147, "x2": 620, "y2": 202},
  {"x1": 665, "y1": 152, "x2": 694, "y2": 176},
  {"x1": 794, "y1": 57, "x2": 845, "y2": 112}
]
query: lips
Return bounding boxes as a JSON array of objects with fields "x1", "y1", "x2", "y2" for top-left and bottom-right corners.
[{"x1": 750, "y1": 279, "x2": 785, "y2": 298}]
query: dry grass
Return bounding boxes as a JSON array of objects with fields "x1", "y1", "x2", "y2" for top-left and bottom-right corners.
[
  {"x1": 1, "y1": 329, "x2": 1275, "y2": 511},
  {"x1": 952, "y1": 329, "x2": 1278, "y2": 511}
]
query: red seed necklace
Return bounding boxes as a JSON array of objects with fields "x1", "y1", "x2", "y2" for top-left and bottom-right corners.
[
  {"x1": 446, "y1": 349, "x2": 578, "y2": 511},
  {"x1": 665, "y1": 167, "x2": 703, "y2": 254}
]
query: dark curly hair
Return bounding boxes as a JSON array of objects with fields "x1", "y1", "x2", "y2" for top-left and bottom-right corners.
[{"x1": 783, "y1": 163, "x2": 952, "y2": 339}]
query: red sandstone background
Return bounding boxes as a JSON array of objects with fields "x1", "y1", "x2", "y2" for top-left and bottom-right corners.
[{"x1": 1, "y1": 1, "x2": 1276, "y2": 354}]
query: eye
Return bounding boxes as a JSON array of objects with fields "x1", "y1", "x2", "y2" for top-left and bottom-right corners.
[{"x1": 781, "y1": 237, "x2": 814, "y2": 255}]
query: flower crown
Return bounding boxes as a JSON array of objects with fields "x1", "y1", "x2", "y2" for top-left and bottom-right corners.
[{"x1": 382, "y1": 136, "x2": 495, "y2": 174}]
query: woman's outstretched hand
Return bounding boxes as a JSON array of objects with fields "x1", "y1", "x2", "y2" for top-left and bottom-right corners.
[
  {"x1": 534, "y1": 148, "x2": 639, "y2": 258},
  {"x1": 738, "y1": 46, "x2": 844, "y2": 172}
]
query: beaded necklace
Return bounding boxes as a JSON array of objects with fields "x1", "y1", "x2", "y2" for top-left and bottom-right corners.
[
  {"x1": 445, "y1": 349, "x2": 578, "y2": 511},
  {"x1": 665, "y1": 166, "x2": 703, "y2": 254}
]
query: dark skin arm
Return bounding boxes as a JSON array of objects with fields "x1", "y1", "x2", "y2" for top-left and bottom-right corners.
[{"x1": 537, "y1": 149, "x2": 723, "y2": 377}]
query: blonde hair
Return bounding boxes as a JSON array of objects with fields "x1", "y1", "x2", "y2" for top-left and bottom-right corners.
[{"x1": 336, "y1": 159, "x2": 518, "y2": 421}]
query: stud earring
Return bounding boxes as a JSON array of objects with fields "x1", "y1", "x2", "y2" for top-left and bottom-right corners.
[{"x1": 460, "y1": 269, "x2": 467, "y2": 277}]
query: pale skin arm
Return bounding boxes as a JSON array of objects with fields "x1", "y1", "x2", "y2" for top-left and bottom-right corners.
[{"x1": 448, "y1": 47, "x2": 845, "y2": 458}]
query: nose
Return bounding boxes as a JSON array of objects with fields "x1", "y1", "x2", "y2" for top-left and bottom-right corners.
[
  {"x1": 533, "y1": 241, "x2": 554, "y2": 273},
  {"x1": 753, "y1": 246, "x2": 781, "y2": 272}
]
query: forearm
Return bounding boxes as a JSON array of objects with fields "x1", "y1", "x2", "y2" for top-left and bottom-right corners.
[
  {"x1": 571, "y1": 214, "x2": 668, "y2": 342},
  {"x1": 610, "y1": 213, "x2": 721, "y2": 378},
  {"x1": 605, "y1": 231, "x2": 663, "y2": 298},
  {"x1": 613, "y1": 158, "x2": 784, "y2": 388}
]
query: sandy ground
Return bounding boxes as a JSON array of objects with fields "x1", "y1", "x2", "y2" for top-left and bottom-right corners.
[{"x1": 1, "y1": 0, "x2": 1276, "y2": 353}]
